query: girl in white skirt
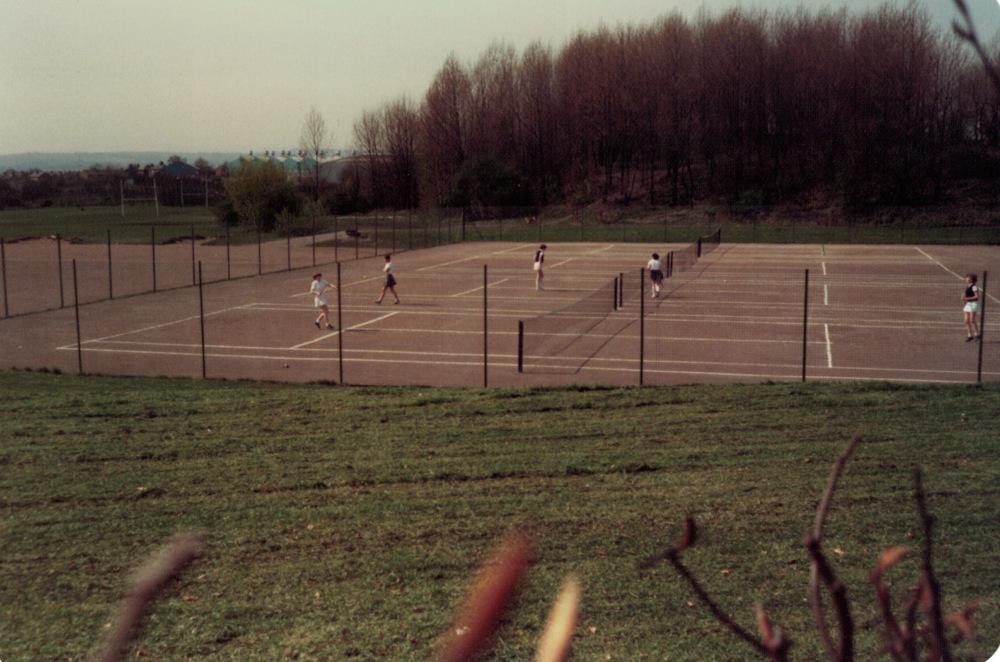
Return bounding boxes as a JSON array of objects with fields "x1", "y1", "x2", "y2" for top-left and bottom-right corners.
[
  {"x1": 647, "y1": 253, "x2": 664, "y2": 298},
  {"x1": 309, "y1": 272, "x2": 336, "y2": 329},
  {"x1": 962, "y1": 273, "x2": 981, "y2": 341},
  {"x1": 533, "y1": 244, "x2": 546, "y2": 291},
  {"x1": 375, "y1": 254, "x2": 400, "y2": 304}
]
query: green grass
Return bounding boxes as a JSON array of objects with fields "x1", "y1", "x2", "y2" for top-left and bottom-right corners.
[
  {"x1": 0, "y1": 205, "x2": 219, "y2": 243},
  {"x1": 1, "y1": 371, "x2": 997, "y2": 660}
]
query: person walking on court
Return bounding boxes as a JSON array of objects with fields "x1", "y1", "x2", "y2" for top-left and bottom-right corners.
[
  {"x1": 533, "y1": 244, "x2": 547, "y2": 291},
  {"x1": 962, "y1": 273, "x2": 981, "y2": 341},
  {"x1": 309, "y1": 272, "x2": 336, "y2": 330},
  {"x1": 375, "y1": 254, "x2": 400, "y2": 304},
  {"x1": 647, "y1": 253, "x2": 664, "y2": 298}
]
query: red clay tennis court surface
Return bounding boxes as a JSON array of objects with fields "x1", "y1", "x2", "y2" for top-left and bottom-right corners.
[{"x1": 1, "y1": 240, "x2": 997, "y2": 386}]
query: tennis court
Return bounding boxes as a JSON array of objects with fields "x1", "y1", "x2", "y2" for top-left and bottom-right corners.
[{"x1": 0, "y1": 238, "x2": 996, "y2": 386}]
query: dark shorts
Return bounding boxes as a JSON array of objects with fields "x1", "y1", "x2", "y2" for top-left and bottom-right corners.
[
  {"x1": 650, "y1": 270, "x2": 663, "y2": 283},
  {"x1": 386, "y1": 274, "x2": 396, "y2": 287}
]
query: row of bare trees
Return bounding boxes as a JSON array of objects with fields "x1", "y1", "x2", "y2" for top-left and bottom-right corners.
[{"x1": 353, "y1": 5, "x2": 1000, "y2": 211}]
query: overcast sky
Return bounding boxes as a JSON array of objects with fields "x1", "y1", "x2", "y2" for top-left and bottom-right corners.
[{"x1": 2, "y1": 0, "x2": 998, "y2": 154}]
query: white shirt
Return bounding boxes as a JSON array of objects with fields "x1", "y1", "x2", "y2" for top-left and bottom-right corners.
[
  {"x1": 383, "y1": 262, "x2": 393, "y2": 274},
  {"x1": 647, "y1": 258, "x2": 662, "y2": 272},
  {"x1": 310, "y1": 279, "x2": 328, "y2": 296}
]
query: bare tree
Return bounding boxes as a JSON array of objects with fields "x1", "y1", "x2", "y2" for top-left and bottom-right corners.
[{"x1": 300, "y1": 106, "x2": 329, "y2": 201}]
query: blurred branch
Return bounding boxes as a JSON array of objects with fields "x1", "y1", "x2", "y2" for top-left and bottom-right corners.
[
  {"x1": 805, "y1": 535, "x2": 854, "y2": 662},
  {"x1": 535, "y1": 575, "x2": 581, "y2": 662},
  {"x1": 97, "y1": 533, "x2": 203, "y2": 662},
  {"x1": 952, "y1": 0, "x2": 1000, "y2": 96},
  {"x1": 913, "y1": 468, "x2": 952, "y2": 662},
  {"x1": 809, "y1": 433, "x2": 861, "y2": 661}
]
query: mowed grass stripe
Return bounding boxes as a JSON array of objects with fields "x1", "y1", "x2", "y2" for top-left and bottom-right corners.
[{"x1": 0, "y1": 371, "x2": 997, "y2": 660}]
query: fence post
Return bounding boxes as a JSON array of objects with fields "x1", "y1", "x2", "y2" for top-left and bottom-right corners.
[
  {"x1": 618, "y1": 272, "x2": 624, "y2": 308},
  {"x1": 107, "y1": 229, "x2": 113, "y2": 299},
  {"x1": 334, "y1": 215, "x2": 339, "y2": 263},
  {"x1": 802, "y1": 269, "x2": 810, "y2": 383},
  {"x1": 977, "y1": 270, "x2": 989, "y2": 384},
  {"x1": 337, "y1": 261, "x2": 344, "y2": 384},
  {"x1": 257, "y1": 227, "x2": 262, "y2": 275},
  {"x1": 613, "y1": 276, "x2": 619, "y2": 311},
  {"x1": 354, "y1": 225, "x2": 359, "y2": 261},
  {"x1": 392, "y1": 214, "x2": 397, "y2": 253},
  {"x1": 483, "y1": 264, "x2": 488, "y2": 388},
  {"x1": 517, "y1": 320, "x2": 524, "y2": 373},
  {"x1": 225, "y1": 224, "x2": 231, "y2": 280},
  {"x1": 311, "y1": 215, "x2": 316, "y2": 267},
  {"x1": 1, "y1": 237, "x2": 7, "y2": 318},
  {"x1": 151, "y1": 226, "x2": 157, "y2": 291},
  {"x1": 198, "y1": 261, "x2": 206, "y2": 379},
  {"x1": 73, "y1": 260, "x2": 83, "y2": 374},
  {"x1": 287, "y1": 232, "x2": 292, "y2": 272},
  {"x1": 639, "y1": 267, "x2": 645, "y2": 386},
  {"x1": 56, "y1": 234, "x2": 64, "y2": 308},
  {"x1": 191, "y1": 225, "x2": 196, "y2": 286},
  {"x1": 374, "y1": 216, "x2": 380, "y2": 257}
]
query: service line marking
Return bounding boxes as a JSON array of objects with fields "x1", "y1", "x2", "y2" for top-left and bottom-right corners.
[
  {"x1": 290, "y1": 311, "x2": 399, "y2": 349},
  {"x1": 825, "y1": 323, "x2": 833, "y2": 368},
  {"x1": 451, "y1": 278, "x2": 510, "y2": 297},
  {"x1": 822, "y1": 261, "x2": 827, "y2": 275},
  {"x1": 915, "y1": 246, "x2": 1000, "y2": 305},
  {"x1": 824, "y1": 284, "x2": 829, "y2": 306}
]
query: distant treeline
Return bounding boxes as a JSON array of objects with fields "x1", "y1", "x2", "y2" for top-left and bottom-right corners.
[{"x1": 353, "y1": 5, "x2": 1000, "y2": 210}]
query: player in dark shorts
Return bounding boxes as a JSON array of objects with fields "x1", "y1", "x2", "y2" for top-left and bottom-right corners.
[
  {"x1": 375, "y1": 254, "x2": 400, "y2": 304},
  {"x1": 646, "y1": 253, "x2": 664, "y2": 298}
]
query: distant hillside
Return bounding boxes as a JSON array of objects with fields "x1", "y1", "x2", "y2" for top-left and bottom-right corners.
[{"x1": 0, "y1": 152, "x2": 243, "y2": 172}]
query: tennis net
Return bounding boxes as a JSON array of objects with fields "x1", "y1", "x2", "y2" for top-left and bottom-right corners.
[
  {"x1": 669, "y1": 228, "x2": 721, "y2": 276},
  {"x1": 518, "y1": 277, "x2": 619, "y2": 371}
]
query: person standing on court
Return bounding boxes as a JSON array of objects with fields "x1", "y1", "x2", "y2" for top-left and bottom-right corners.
[
  {"x1": 309, "y1": 272, "x2": 336, "y2": 330},
  {"x1": 533, "y1": 244, "x2": 547, "y2": 291},
  {"x1": 962, "y1": 273, "x2": 981, "y2": 341},
  {"x1": 647, "y1": 252, "x2": 664, "y2": 298},
  {"x1": 375, "y1": 254, "x2": 400, "y2": 304}
]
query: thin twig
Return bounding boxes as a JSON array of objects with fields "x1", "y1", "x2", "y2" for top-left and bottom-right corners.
[
  {"x1": 806, "y1": 535, "x2": 854, "y2": 662},
  {"x1": 952, "y1": 0, "x2": 1000, "y2": 97},
  {"x1": 810, "y1": 433, "x2": 861, "y2": 660},
  {"x1": 913, "y1": 468, "x2": 952, "y2": 662},
  {"x1": 97, "y1": 533, "x2": 203, "y2": 662},
  {"x1": 870, "y1": 547, "x2": 908, "y2": 661}
]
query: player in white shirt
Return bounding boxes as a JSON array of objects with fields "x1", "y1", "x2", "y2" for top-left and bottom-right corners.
[
  {"x1": 962, "y1": 273, "x2": 981, "y2": 341},
  {"x1": 375, "y1": 254, "x2": 400, "y2": 304},
  {"x1": 533, "y1": 244, "x2": 546, "y2": 291},
  {"x1": 309, "y1": 272, "x2": 336, "y2": 329},
  {"x1": 647, "y1": 253, "x2": 664, "y2": 298}
]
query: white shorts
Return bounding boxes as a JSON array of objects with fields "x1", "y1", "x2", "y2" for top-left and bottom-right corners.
[
  {"x1": 533, "y1": 262, "x2": 542, "y2": 272},
  {"x1": 964, "y1": 302, "x2": 979, "y2": 314},
  {"x1": 315, "y1": 296, "x2": 328, "y2": 308}
]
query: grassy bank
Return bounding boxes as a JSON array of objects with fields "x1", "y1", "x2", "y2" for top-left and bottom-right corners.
[{"x1": 0, "y1": 371, "x2": 998, "y2": 660}]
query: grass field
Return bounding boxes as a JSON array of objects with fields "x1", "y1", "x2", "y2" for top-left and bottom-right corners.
[{"x1": 1, "y1": 371, "x2": 997, "y2": 660}]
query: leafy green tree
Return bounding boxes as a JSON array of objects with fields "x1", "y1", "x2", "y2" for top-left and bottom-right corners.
[{"x1": 223, "y1": 159, "x2": 300, "y2": 231}]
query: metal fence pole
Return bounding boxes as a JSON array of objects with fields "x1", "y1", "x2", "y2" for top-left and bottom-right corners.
[
  {"x1": 802, "y1": 269, "x2": 810, "y2": 383},
  {"x1": 107, "y1": 229, "x2": 113, "y2": 299},
  {"x1": 191, "y1": 224, "x2": 196, "y2": 285},
  {"x1": 257, "y1": 227, "x2": 262, "y2": 275},
  {"x1": 1, "y1": 237, "x2": 7, "y2": 318},
  {"x1": 639, "y1": 267, "x2": 645, "y2": 386},
  {"x1": 334, "y1": 215, "x2": 339, "y2": 263},
  {"x1": 517, "y1": 320, "x2": 524, "y2": 373},
  {"x1": 225, "y1": 224, "x2": 231, "y2": 280},
  {"x1": 311, "y1": 215, "x2": 317, "y2": 267},
  {"x1": 392, "y1": 214, "x2": 397, "y2": 253},
  {"x1": 483, "y1": 264, "x2": 488, "y2": 388},
  {"x1": 337, "y1": 261, "x2": 344, "y2": 384},
  {"x1": 73, "y1": 259, "x2": 83, "y2": 374},
  {"x1": 354, "y1": 225, "x2": 359, "y2": 261},
  {"x1": 287, "y1": 233, "x2": 292, "y2": 272},
  {"x1": 613, "y1": 276, "x2": 619, "y2": 311},
  {"x1": 977, "y1": 270, "x2": 989, "y2": 384},
  {"x1": 619, "y1": 272, "x2": 624, "y2": 308},
  {"x1": 152, "y1": 226, "x2": 157, "y2": 291},
  {"x1": 56, "y1": 234, "x2": 64, "y2": 308},
  {"x1": 198, "y1": 261, "x2": 206, "y2": 379},
  {"x1": 374, "y1": 216, "x2": 380, "y2": 257}
]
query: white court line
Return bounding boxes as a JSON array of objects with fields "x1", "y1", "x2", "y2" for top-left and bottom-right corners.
[
  {"x1": 451, "y1": 278, "x2": 510, "y2": 297},
  {"x1": 84, "y1": 304, "x2": 251, "y2": 343},
  {"x1": 825, "y1": 324, "x2": 833, "y2": 368},
  {"x1": 915, "y1": 246, "x2": 1000, "y2": 305},
  {"x1": 548, "y1": 259, "x2": 574, "y2": 268},
  {"x1": 291, "y1": 275, "x2": 382, "y2": 297},
  {"x1": 417, "y1": 244, "x2": 532, "y2": 271},
  {"x1": 290, "y1": 311, "x2": 399, "y2": 349},
  {"x1": 586, "y1": 245, "x2": 616, "y2": 254},
  {"x1": 824, "y1": 284, "x2": 829, "y2": 305},
  {"x1": 494, "y1": 243, "x2": 535, "y2": 254},
  {"x1": 822, "y1": 262, "x2": 827, "y2": 275}
]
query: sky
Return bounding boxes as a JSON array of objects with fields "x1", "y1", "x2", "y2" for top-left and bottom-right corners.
[{"x1": 2, "y1": 0, "x2": 998, "y2": 155}]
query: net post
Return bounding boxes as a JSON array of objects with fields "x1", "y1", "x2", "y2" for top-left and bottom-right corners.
[
  {"x1": 198, "y1": 261, "x2": 206, "y2": 379},
  {"x1": 337, "y1": 261, "x2": 344, "y2": 384},
  {"x1": 56, "y1": 234, "x2": 64, "y2": 308},
  {"x1": 483, "y1": 264, "x2": 488, "y2": 388},
  {"x1": 619, "y1": 272, "x2": 624, "y2": 308},
  {"x1": 1, "y1": 237, "x2": 7, "y2": 318},
  {"x1": 697, "y1": 237, "x2": 702, "y2": 258},
  {"x1": 107, "y1": 229, "x2": 113, "y2": 300},
  {"x1": 517, "y1": 320, "x2": 524, "y2": 373},
  {"x1": 73, "y1": 259, "x2": 83, "y2": 374},
  {"x1": 191, "y1": 225, "x2": 197, "y2": 286},
  {"x1": 152, "y1": 226, "x2": 157, "y2": 291},
  {"x1": 802, "y1": 269, "x2": 810, "y2": 383},
  {"x1": 977, "y1": 270, "x2": 988, "y2": 384},
  {"x1": 639, "y1": 267, "x2": 645, "y2": 386},
  {"x1": 613, "y1": 276, "x2": 619, "y2": 311}
]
